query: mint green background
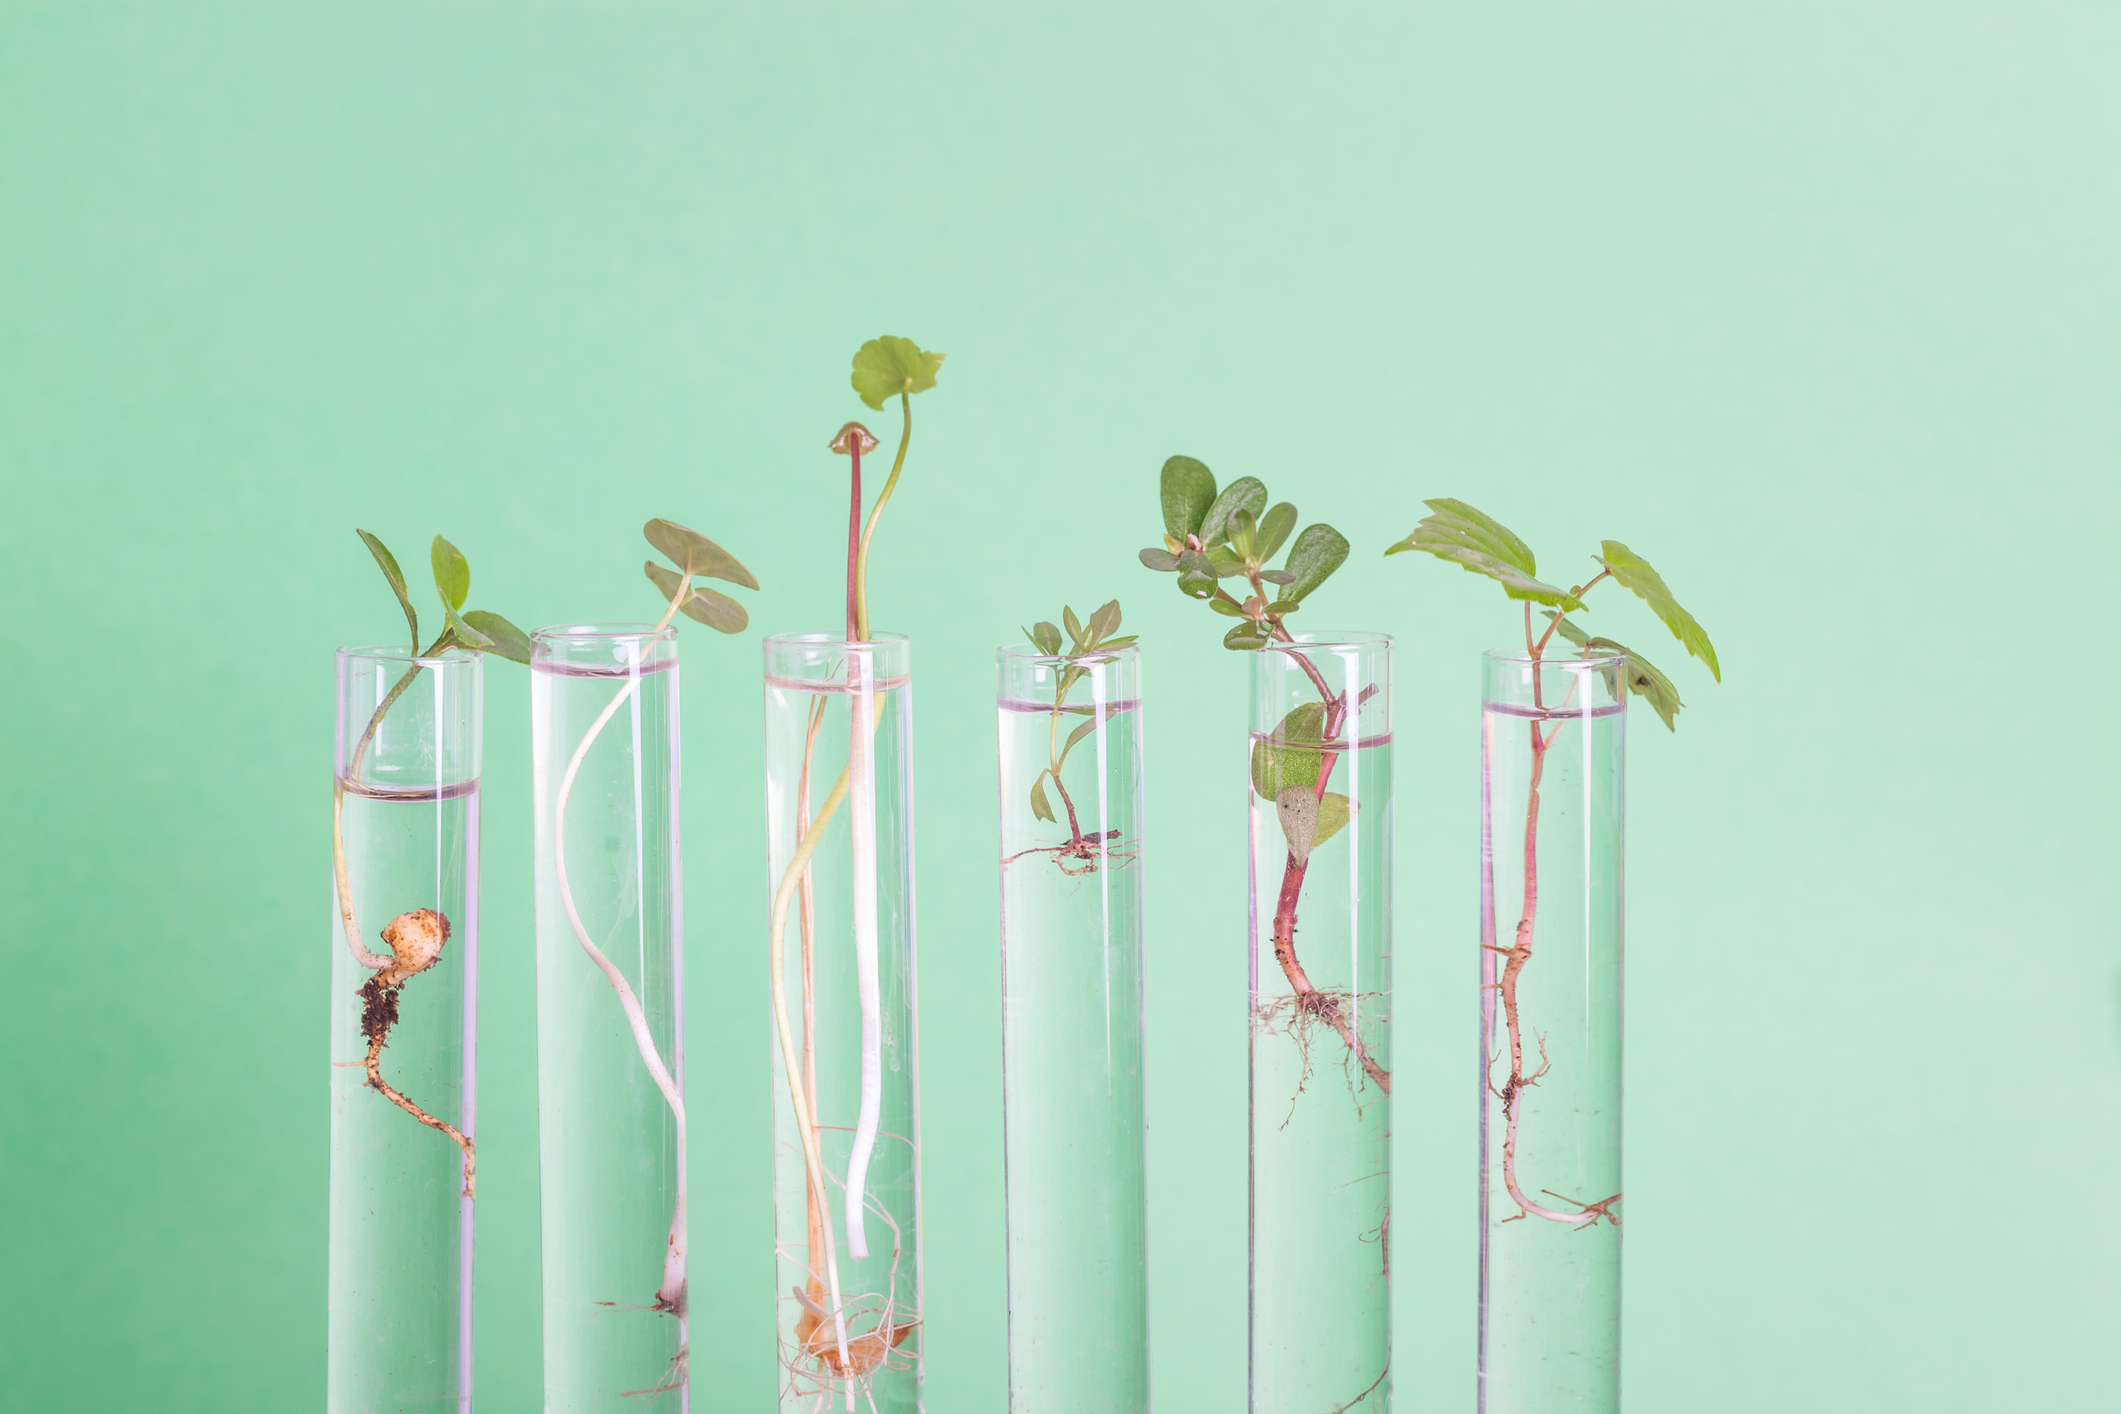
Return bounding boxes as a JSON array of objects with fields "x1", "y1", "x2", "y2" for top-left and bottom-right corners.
[{"x1": 2, "y1": 4, "x2": 2114, "y2": 1410}]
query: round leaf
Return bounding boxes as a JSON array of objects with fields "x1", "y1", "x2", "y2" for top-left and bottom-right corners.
[
  {"x1": 645, "y1": 518, "x2": 760, "y2": 589},
  {"x1": 1198, "y1": 476, "x2": 1268, "y2": 549},
  {"x1": 1159, "y1": 456, "x2": 1217, "y2": 540},
  {"x1": 850, "y1": 336, "x2": 945, "y2": 411}
]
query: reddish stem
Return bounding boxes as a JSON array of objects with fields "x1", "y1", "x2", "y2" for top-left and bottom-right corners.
[{"x1": 845, "y1": 440, "x2": 863, "y2": 641}]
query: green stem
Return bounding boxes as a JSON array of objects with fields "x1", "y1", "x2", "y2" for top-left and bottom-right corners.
[{"x1": 852, "y1": 392, "x2": 912, "y2": 640}]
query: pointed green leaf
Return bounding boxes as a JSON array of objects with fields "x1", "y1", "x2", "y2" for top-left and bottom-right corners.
[
  {"x1": 1029, "y1": 774, "x2": 1056, "y2": 823},
  {"x1": 1176, "y1": 550, "x2": 1219, "y2": 599},
  {"x1": 1255, "y1": 502, "x2": 1297, "y2": 563},
  {"x1": 430, "y1": 535, "x2": 471, "y2": 612},
  {"x1": 1138, "y1": 547, "x2": 1181, "y2": 572},
  {"x1": 1313, "y1": 791, "x2": 1353, "y2": 850},
  {"x1": 1063, "y1": 604, "x2": 1085, "y2": 646},
  {"x1": 644, "y1": 519, "x2": 760, "y2": 589},
  {"x1": 461, "y1": 610, "x2": 532, "y2": 665},
  {"x1": 1386, "y1": 499, "x2": 1582, "y2": 610},
  {"x1": 1198, "y1": 476, "x2": 1268, "y2": 549},
  {"x1": 1097, "y1": 635, "x2": 1138, "y2": 650},
  {"x1": 644, "y1": 560, "x2": 750, "y2": 633},
  {"x1": 1230, "y1": 507, "x2": 1258, "y2": 561},
  {"x1": 1159, "y1": 456, "x2": 1217, "y2": 540},
  {"x1": 1594, "y1": 541, "x2": 1719, "y2": 680},
  {"x1": 1086, "y1": 600, "x2": 1121, "y2": 645},
  {"x1": 1251, "y1": 701, "x2": 1326, "y2": 797},
  {"x1": 1281, "y1": 523, "x2": 1350, "y2": 602},
  {"x1": 1031, "y1": 621, "x2": 1063, "y2": 656},
  {"x1": 442, "y1": 605, "x2": 491, "y2": 649},
  {"x1": 850, "y1": 336, "x2": 945, "y2": 411},
  {"x1": 1223, "y1": 622, "x2": 1271, "y2": 651},
  {"x1": 1545, "y1": 614, "x2": 1685, "y2": 729},
  {"x1": 357, "y1": 528, "x2": 419, "y2": 653}
]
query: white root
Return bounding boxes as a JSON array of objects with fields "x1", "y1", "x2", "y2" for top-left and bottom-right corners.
[{"x1": 843, "y1": 652, "x2": 884, "y2": 1262}]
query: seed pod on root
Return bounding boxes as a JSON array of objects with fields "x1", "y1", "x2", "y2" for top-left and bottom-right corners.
[{"x1": 377, "y1": 907, "x2": 450, "y2": 985}]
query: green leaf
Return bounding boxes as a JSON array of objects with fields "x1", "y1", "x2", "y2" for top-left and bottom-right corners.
[
  {"x1": 850, "y1": 335, "x2": 945, "y2": 410},
  {"x1": 1545, "y1": 612, "x2": 1591, "y2": 650},
  {"x1": 1159, "y1": 456, "x2": 1217, "y2": 540},
  {"x1": 461, "y1": 610, "x2": 532, "y2": 665},
  {"x1": 1138, "y1": 547, "x2": 1181, "y2": 572},
  {"x1": 1198, "y1": 476, "x2": 1268, "y2": 549},
  {"x1": 1086, "y1": 599, "x2": 1121, "y2": 645},
  {"x1": 1029, "y1": 774, "x2": 1056, "y2": 823},
  {"x1": 1223, "y1": 622, "x2": 1271, "y2": 651},
  {"x1": 644, "y1": 560, "x2": 749, "y2": 633},
  {"x1": 430, "y1": 535, "x2": 471, "y2": 612},
  {"x1": 357, "y1": 529, "x2": 419, "y2": 653},
  {"x1": 1063, "y1": 604, "x2": 1085, "y2": 646},
  {"x1": 1255, "y1": 502, "x2": 1297, "y2": 562},
  {"x1": 1258, "y1": 568, "x2": 1297, "y2": 586},
  {"x1": 442, "y1": 605, "x2": 492, "y2": 649},
  {"x1": 1543, "y1": 614, "x2": 1685, "y2": 730},
  {"x1": 1208, "y1": 596, "x2": 1246, "y2": 618},
  {"x1": 1062, "y1": 710, "x2": 1107, "y2": 757},
  {"x1": 1208, "y1": 549, "x2": 1251, "y2": 578},
  {"x1": 1176, "y1": 550, "x2": 1219, "y2": 599},
  {"x1": 1097, "y1": 635, "x2": 1138, "y2": 650},
  {"x1": 1251, "y1": 701, "x2": 1326, "y2": 797},
  {"x1": 1594, "y1": 540, "x2": 1720, "y2": 680},
  {"x1": 1281, "y1": 523, "x2": 1350, "y2": 602},
  {"x1": 1229, "y1": 507, "x2": 1258, "y2": 561},
  {"x1": 1268, "y1": 599, "x2": 1301, "y2": 615},
  {"x1": 644, "y1": 519, "x2": 760, "y2": 589},
  {"x1": 1386, "y1": 498, "x2": 1583, "y2": 610},
  {"x1": 1031, "y1": 621, "x2": 1063, "y2": 655},
  {"x1": 1314, "y1": 791, "x2": 1353, "y2": 850}
]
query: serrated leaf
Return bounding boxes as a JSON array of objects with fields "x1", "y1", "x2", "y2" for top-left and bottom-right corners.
[
  {"x1": 1176, "y1": 550, "x2": 1219, "y2": 599},
  {"x1": 1031, "y1": 621, "x2": 1063, "y2": 655},
  {"x1": 1251, "y1": 701, "x2": 1325, "y2": 797},
  {"x1": 1595, "y1": 540, "x2": 1719, "y2": 681},
  {"x1": 1086, "y1": 599, "x2": 1121, "y2": 645},
  {"x1": 462, "y1": 610, "x2": 532, "y2": 665},
  {"x1": 1386, "y1": 499, "x2": 1583, "y2": 610},
  {"x1": 1160, "y1": 456, "x2": 1217, "y2": 540},
  {"x1": 644, "y1": 560, "x2": 750, "y2": 633},
  {"x1": 1281, "y1": 523, "x2": 1350, "y2": 602},
  {"x1": 1596, "y1": 635, "x2": 1685, "y2": 730},
  {"x1": 1029, "y1": 774, "x2": 1056, "y2": 823},
  {"x1": 1139, "y1": 547, "x2": 1181, "y2": 572},
  {"x1": 850, "y1": 335, "x2": 944, "y2": 410},
  {"x1": 1208, "y1": 597, "x2": 1247, "y2": 618},
  {"x1": 1256, "y1": 502, "x2": 1297, "y2": 562},
  {"x1": 431, "y1": 535, "x2": 471, "y2": 612},
  {"x1": 357, "y1": 529, "x2": 419, "y2": 653},
  {"x1": 1223, "y1": 622, "x2": 1271, "y2": 650},
  {"x1": 644, "y1": 518, "x2": 760, "y2": 589},
  {"x1": 1198, "y1": 476, "x2": 1268, "y2": 549}
]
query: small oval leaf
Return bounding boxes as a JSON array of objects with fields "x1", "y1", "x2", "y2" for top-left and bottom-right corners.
[
  {"x1": 1198, "y1": 476, "x2": 1268, "y2": 549},
  {"x1": 1138, "y1": 547, "x2": 1181, "y2": 572},
  {"x1": 1159, "y1": 456, "x2": 1218, "y2": 540},
  {"x1": 430, "y1": 535, "x2": 471, "y2": 612}
]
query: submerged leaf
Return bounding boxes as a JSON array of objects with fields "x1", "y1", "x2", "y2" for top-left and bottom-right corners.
[
  {"x1": 431, "y1": 535, "x2": 471, "y2": 612},
  {"x1": 1198, "y1": 476, "x2": 1268, "y2": 549},
  {"x1": 1387, "y1": 498, "x2": 1583, "y2": 610},
  {"x1": 1313, "y1": 791, "x2": 1353, "y2": 851},
  {"x1": 1280, "y1": 523, "x2": 1349, "y2": 602},
  {"x1": 1276, "y1": 786, "x2": 1319, "y2": 865},
  {"x1": 1160, "y1": 456, "x2": 1217, "y2": 540},
  {"x1": 1029, "y1": 774, "x2": 1056, "y2": 823},
  {"x1": 357, "y1": 528, "x2": 419, "y2": 652},
  {"x1": 850, "y1": 336, "x2": 945, "y2": 410},
  {"x1": 1594, "y1": 540, "x2": 1719, "y2": 680},
  {"x1": 462, "y1": 610, "x2": 532, "y2": 665},
  {"x1": 1251, "y1": 701, "x2": 1327, "y2": 798},
  {"x1": 645, "y1": 519, "x2": 760, "y2": 589}
]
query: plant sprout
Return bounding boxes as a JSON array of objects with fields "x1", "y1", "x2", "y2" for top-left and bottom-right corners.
[
  {"x1": 1388, "y1": 498, "x2": 1720, "y2": 1229},
  {"x1": 549, "y1": 517, "x2": 757, "y2": 1383},
  {"x1": 1137, "y1": 457, "x2": 1384, "y2": 1089},
  {"x1": 337, "y1": 531, "x2": 530, "y2": 1200},
  {"x1": 1005, "y1": 601, "x2": 1137, "y2": 874},
  {"x1": 767, "y1": 336, "x2": 939, "y2": 1406}
]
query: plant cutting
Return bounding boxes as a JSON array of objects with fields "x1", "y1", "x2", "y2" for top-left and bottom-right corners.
[
  {"x1": 765, "y1": 336, "x2": 940, "y2": 1411},
  {"x1": 1389, "y1": 497, "x2": 1719, "y2": 1234},
  {"x1": 540, "y1": 516, "x2": 757, "y2": 1400},
  {"x1": 1005, "y1": 600, "x2": 1137, "y2": 875},
  {"x1": 1137, "y1": 456, "x2": 1377, "y2": 1087},
  {"x1": 1140, "y1": 457, "x2": 1393, "y2": 1414},
  {"x1": 336, "y1": 531, "x2": 528, "y2": 1199}
]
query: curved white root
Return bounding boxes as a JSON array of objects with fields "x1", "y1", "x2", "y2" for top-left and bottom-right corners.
[
  {"x1": 843, "y1": 654, "x2": 883, "y2": 1262},
  {"x1": 553, "y1": 595, "x2": 690, "y2": 1312}
]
